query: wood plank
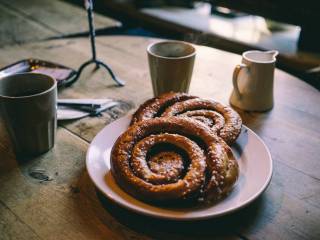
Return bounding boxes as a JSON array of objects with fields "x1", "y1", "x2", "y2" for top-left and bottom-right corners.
[
  {"x1": 235, "y1": 162, "x2": 320, "y2": 240},
  {"x1": 0, "y1": 121, "x2": 152, "y2": 240},
  {"x1": 0, "y1": 200, "x2": 42, "y2": 240},
  {"x1": 0, "y1": 4, "x2": 54, "y2": 45},
  {"x1": 79, "y1": 167, "x2": 241, "y2": 240},
  {"x1": 1, "y1": 0, "x2": 120, "y2": 34},
  {"x1": 0, "y1": 0, "x2": 120, "y2": 46},
  {"x1": 92, "y1": 174, "x2": 320, "y2": 240}
]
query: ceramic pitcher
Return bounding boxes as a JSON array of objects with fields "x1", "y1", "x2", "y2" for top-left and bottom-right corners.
[{"x1": 230, "y1": 50, "x2": 278, "y2": 111}]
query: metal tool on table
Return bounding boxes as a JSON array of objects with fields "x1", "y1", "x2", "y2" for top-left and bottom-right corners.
[{"x1": 57, "y1": 99, "x2": 119, "y2": 120}]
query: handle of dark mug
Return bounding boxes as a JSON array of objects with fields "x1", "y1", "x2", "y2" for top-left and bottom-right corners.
[{"x1": 232, "y1": 63, "x2": 247, "y2": 99}]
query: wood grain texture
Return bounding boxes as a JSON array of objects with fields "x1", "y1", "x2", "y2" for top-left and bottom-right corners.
[
  {"x1": 0, "y1": 0, "x2": 119, "y2": 46},
  {"x1": 0, "y1": 201, "x2": 42, "y2": 240},
  {"x1": 0, "y1": 36, "x2": 319, "y2": 240},
  {"x1": 0, "y1": 3, "x2": 54, "y2": 46},
  {"x1": 0, "y1": 121, "x2": 152, "y2": 240}
]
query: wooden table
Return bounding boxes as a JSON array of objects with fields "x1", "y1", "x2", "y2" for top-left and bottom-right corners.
[
  {"x1": 0, "y1": 0, "x2": 120, "y2": 46},
  {"x1": 0, "y1": 36, "x2": 319, "y2": 240}
]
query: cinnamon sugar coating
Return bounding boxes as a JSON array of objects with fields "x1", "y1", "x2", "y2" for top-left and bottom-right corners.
[
  {"x1": 111, "y1": 117, "x2": 239, "y2": 203},
  {"x1": 131, "y1": 93, "x2": 242, "y2": 145},
  {"x1": 162, "y1": 98, "x2": 242, "y2": 145},
  {"x1": 130, "y1": 92, "x2": 196, "y2": 125}
]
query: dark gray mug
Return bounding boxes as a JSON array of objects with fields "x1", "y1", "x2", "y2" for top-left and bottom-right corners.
[
  {"x1": 147, "y1": 41, "x2": 196, "y2": 96},
  {"x1": 0, "y1": 73, "x2": 57, "y2": 157}
]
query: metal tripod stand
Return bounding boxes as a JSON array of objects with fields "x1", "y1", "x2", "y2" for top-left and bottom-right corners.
[{"x1": 68, "y1": 0, "x2": 125, "y2": 87}]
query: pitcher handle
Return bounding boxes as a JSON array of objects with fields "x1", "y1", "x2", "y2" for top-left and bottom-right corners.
[{"x1": 232, "y1": 63, "x2": 247, "y2": 99}]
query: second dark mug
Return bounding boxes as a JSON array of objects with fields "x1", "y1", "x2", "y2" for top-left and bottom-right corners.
[{"x1": 0, "y1": 73, "x2": 57, "y2": 157}]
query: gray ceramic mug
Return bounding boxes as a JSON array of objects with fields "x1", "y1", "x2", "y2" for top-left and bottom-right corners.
[
  {"x1": 147, "y1": 41, "x2": 196, "y2": 96},
  {"x1": 0, "y1": 73, "x2": 57, "y2": 157}
]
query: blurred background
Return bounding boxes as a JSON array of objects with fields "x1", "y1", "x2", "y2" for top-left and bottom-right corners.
[{"x1": 1, "y1": 0, "x2": 319, "y2": 89}]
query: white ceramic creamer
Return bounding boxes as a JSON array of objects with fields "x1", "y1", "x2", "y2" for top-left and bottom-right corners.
[{"x1": 230, "y1": 50, "x2": 278, "y2": 111}]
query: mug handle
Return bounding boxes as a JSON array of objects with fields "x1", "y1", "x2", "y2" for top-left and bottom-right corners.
[{"x1": 232, "y1": 63, "x2": 247, "y2": 99}]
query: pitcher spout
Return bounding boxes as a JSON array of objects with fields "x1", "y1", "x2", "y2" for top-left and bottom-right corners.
[{"x1": 265, "y1": 50, "x2": 279, "y2": 59}]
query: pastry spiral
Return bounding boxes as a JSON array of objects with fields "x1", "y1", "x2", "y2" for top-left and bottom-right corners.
[
  {"x1": 130, "y1": 92, "x2": 196, "y2": 125},
  {"x1": 111, "y1": 117, "x2": 239, "y2": 203},
  {"x1": 131, "y1": 93, "x2": 242, "y2": 145}
]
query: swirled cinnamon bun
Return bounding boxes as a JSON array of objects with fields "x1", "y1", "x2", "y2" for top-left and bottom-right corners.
[
  {"x1": 130, "y1": 92, "x2": 197, "y2": 125},
  {"x1": 111, "y1": 117, "x2": 239, "y2": 203},
  {"x1": 131, "y1": 93, "x2": 242, "y2": 145}
]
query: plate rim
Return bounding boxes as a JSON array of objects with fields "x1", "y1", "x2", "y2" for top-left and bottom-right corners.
[{"x1": 86, "y1": 115, "x2": 273, "y2": 221}]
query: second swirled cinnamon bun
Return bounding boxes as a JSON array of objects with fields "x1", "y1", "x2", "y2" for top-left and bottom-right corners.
[
  {"x1": 131, "y1": 93, "x2": 242, "y2": 145},
  {"x1": 111, "y1": 117, "x2": 239, "y2": 203}
]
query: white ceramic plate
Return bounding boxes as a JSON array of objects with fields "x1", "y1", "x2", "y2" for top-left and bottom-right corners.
[{"x1": 86, "y1": 115, "x2": 272, "y2": 220}]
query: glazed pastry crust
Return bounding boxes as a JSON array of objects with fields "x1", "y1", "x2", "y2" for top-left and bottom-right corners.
[
  {"x1": 130, "y1": 92, "x2": 196, "y2": 125},
  {"x1": 131, "y1": 92, "x2": 242, "y2": 145},
  {"x1": 111, "y1": 117, "x2": 239, "y2": 203},
  {"x1": 162, "y1": 98, "x2": 242, "y2": 145}
]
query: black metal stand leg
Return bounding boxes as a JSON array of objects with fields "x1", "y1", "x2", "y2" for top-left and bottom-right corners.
[
  {"x1": 95, "y1": 60, "x2": 125, "y2": 86},
  {"x1": 66, "y1": 59, "x2": 125, "y2": 87},
  {"x1": 74, "y1": 60, "x2": 93, "y2": 81},
  {"x1": 67, "y1": 0, "x2": 125, "y2": 88},
  {"x1": 87, "y1": 0, "x2": 97, "y2": 64},
  {"x1": 64, "y1": 60, "x2": 92, "y2": 87}
]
